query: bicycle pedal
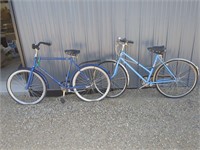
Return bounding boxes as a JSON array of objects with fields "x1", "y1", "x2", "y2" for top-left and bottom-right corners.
[{"x1": 60, "y1": 97, "x2": 66, "y2": 103}]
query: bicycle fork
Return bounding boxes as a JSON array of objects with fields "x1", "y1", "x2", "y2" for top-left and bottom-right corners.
[
  {"x1": 25, "y1": 68, "x2": 35, "y2": 90},
  {"x1": 25, "y1": 57, "x2": 38, "y2": 90}
]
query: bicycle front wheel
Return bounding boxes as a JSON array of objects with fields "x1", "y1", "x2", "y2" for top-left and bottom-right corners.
[
  {"x1": 153, "y1": 59, "x2": 198, "y2": 98},
  {"x1": 7, "y1": 69, "x2": 47, "y2": 104},
  {"x1": 72, "y1": 66, "x2": 110, "y2": 101},
  {"x1": 99, "y1": 60, "x2": 129, "y2": 98}
]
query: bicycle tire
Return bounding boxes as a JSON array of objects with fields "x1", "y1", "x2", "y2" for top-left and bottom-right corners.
[
  {"x1": 72, "y1": 66, "x2": 110, "y2": 101},
  {"x1": 7, "y1": 69, "x2": 47, "y2": 104},
  {"x1": 153, "y1": 59, "x2": 198, "y2": 98},
  {"x1": 99, "y1": 60, "x2": 129, "y2": 98}
]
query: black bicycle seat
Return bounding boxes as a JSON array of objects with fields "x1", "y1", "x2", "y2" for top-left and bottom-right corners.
[
  {"x1": 65, "y1": 49, "x2": 80, "y2": 56},
  {"x1": 147, "y1": 46, "x2": 166, "y2": 55}
]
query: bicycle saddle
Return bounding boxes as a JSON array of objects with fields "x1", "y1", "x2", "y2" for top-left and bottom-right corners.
[
  {"x1": 147, "y1": 46, "x2": 166, "y2": 55},
  {"x1": 65, "y1": 49, "x2": 80, "y2": 56}
]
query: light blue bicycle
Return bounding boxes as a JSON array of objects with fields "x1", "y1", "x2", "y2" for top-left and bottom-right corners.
[
  {"x1": 100, "y1": 37, "x2": 199, "y2": 98},
  {"x1": 7, "y1": 42, "x2": 111, "y2": 104}
]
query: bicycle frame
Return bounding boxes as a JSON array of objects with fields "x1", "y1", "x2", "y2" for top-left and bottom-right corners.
[
  {"x1": 26, "y1": 56, "x2": 87, "y2": 90},
  {"x1": 113, "y1": 51, "x2": 176, "y2": 85}
]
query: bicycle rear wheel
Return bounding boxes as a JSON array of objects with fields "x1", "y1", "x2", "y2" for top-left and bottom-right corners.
[
  {"x1": 153, "y1": 59, "x2": 198, "y2": 98},
  {"x1": 7, "y1": 69, "x2": 46, "y2": 104},
  {"x1": 99, "y1": 60, "x2": 129, "y2": 98},
  {"x1": 72, "y1": 66, "x2": 110, "y2": 101}
]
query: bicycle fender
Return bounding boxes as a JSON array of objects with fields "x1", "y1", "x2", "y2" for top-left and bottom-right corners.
[
  {"x1": 163, "y1": 58, "x2": 199, "y2": 76},
  {"x1": 70, "y1": 64, "x2": 110, "y2": 84},
  {"x1": 79, "y1": 59, "x2": 101, "y2": 66},
  {"x1": 153, "y1": 58, "x2": 200, "y2": 80},
  {"x1": 19, "y1": 67, "x2": 49, "y2": 88},
  {"x1": 80, "y1": 63, "x2": 110, "y2": 75}
]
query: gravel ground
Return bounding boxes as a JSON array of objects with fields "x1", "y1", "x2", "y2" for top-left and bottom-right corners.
[{"x1": 0, "y1": 87, "x2": 199, "y2": 150}]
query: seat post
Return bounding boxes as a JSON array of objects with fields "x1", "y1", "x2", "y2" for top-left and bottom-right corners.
[{"x1": 65, "y1": 58, "x2": 72, "y2": 84}]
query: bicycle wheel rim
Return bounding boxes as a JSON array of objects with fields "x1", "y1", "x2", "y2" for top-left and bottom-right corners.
[
  {"x1": 72, "y1": 66, "x2": 110, "y2": 101},
  {"x1": 7, "y1": 70, "x2": 46, "y2": 104},
  {"x1": 99, "y1": 61, "x2": 128, "y2": 98},
  {"x1": 154, "y1": 59, "x2": 198, "y2": 98}
]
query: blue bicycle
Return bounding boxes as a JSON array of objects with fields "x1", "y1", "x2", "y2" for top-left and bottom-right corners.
[
  {"x1": 99, "y1": 37, "x2": 199, "y2": 98},
  {"x1": 7, "y1": 42, "x2": 111, "y2": 104}
]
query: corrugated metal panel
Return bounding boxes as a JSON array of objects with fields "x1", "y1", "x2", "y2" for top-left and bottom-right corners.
[{"x1": 11, "y1": 0, "x2": 199, "y2": 88}]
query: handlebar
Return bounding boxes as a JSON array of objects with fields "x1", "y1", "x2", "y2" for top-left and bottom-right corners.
[
  {"x1": 117, "y1": 37, "x2": 134, "y2": 44},
  {"x1": 115, "y1": 37, "x2": 134, "y2": 56},
  {"x1": 32, "y1": 42, "x2": 51, "y2": 50}
]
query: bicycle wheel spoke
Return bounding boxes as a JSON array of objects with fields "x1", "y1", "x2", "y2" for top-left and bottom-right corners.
[
  {"x1": 73, "y1": 66, "x2": 110, "y2": 101},
  {"x1": 155, "y1": 59, "x2": 198, "y2": 98},
  {"x1": 99, "y1": 61, "x2": 128, "y2": 98},
  {"x1": 93, "y1": 75, "x2": 106, "y2": 84},
  {"x1": 7, "y1": 70, "x2": 46, "y2": 104}
]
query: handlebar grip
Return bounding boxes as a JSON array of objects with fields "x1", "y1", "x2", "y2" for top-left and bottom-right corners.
[
  {"x1": 119, "y1": 38, "x2": 127, "y2": 43},
  {"x1": 39, "y1": 42, "x2": 51, "y2": 46},
  {"x1": 128, "y1": 41, "x2": 134, "y2": 44}
]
